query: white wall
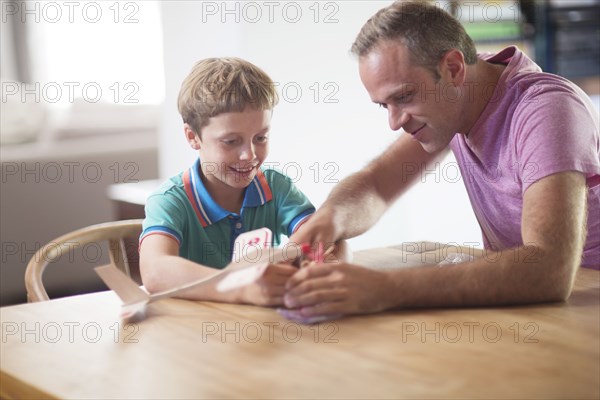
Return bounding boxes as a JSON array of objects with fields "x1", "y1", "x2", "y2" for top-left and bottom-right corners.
[{"x1": 159, "y1": 1, "x2": 482, "y2": 251}]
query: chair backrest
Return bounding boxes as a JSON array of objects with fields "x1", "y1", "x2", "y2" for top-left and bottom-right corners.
[{"x1": 25, "y1": 219, "x2": 143, "y2": 302}]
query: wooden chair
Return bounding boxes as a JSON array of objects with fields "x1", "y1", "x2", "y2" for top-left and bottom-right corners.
[{"x1": 25, "y1": 219, "x2": 143, "y2": 302}]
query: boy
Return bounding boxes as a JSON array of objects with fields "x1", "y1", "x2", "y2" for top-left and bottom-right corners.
[{"x1": 139, "y1": 58, "x2": 315, "y2": 306}]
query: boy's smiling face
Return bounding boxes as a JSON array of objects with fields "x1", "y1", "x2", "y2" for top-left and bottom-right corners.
[{"x1": 185, "y1": 108, "x2": 271, "y2": 205}]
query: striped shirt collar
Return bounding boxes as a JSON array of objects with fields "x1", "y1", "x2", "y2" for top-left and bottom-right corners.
[{"x1": 182, "y1": 159, "x2": 273, "y2": 227}]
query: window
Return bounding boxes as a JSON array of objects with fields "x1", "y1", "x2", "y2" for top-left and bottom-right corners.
[{"x1": 1, "y1": 0, "x2": 165, "y2": 143}]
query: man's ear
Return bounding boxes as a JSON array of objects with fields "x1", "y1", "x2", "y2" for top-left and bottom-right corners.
[
  {"x1": 440, "y1": 49, "x2": 466, "y2": 86},
  {"x1": 184, "y1": 123, "x2": 201, "y2": 150}
]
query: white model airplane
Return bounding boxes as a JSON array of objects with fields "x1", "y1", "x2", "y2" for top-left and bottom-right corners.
[{"x1": 95, "y1": 228, "x2": 304, "y2": 318}]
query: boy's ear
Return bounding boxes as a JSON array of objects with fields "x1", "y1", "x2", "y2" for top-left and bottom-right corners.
[{"x1": 184, "y1": 123, "x2": 201, "y2": 150}]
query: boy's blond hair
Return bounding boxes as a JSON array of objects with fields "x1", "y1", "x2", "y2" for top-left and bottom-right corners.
[{"x1": 178, "y1": 57, "x2": 279, "y2": 135}]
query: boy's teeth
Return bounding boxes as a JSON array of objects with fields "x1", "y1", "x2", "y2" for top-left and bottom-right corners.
[{"x1": 235, "y1": 166, "x2": 253, "y2": 172}]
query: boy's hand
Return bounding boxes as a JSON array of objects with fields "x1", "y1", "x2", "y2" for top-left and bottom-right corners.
[{"x1": 237, "y1": 263, "x2": 297, "y2": 306}]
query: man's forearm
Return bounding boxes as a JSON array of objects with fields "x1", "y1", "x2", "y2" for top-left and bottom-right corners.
[
  {"x1": 321, "y1": 135, "x2": 445, "y2": 240},
  {"x1": 383, "y1": 245, "x2": 576, "y2": 309},
  {"x1": 320, "y1": 171, "x2": 390, "y2": 240}
]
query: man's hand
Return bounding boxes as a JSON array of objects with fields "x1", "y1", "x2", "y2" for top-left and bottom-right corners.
[
  {"x1": 289, "y1": 206, "x2": 340, "y2": 249},
  {"x1": 289, "y1": 207, "x2": 354, "y2": 264},
  {"x1": 237, "y1": 263, "x2": 298, "y2": 306},
  {"x1": 282, "y1": 263, "x2": 394, "y2": 316}
]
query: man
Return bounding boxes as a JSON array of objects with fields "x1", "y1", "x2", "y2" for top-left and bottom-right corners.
[{"x1": 285, "y1": 1, "x2": 599, "y2": 318}]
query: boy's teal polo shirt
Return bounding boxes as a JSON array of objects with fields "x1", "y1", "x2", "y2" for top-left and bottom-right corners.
[{"x1": 141, "y1": 159, "x2": 315, "y2": 269}]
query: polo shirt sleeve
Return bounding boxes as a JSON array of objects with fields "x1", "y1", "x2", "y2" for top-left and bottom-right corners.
[
  {"x1": 140, "y1": 190, "x2": 187, "y2": 246},
  {"x1": 270, "y1": 170, "x2": 315, "y2": 237}
]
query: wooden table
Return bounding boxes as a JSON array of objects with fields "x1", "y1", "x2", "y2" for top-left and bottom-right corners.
[{"x1": 1, "y1": 247, "x2": 599, "y2": 399}]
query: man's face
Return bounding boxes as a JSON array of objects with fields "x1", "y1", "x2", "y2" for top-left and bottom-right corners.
[
  {"x1": 194, "y1": 108, "x2": 271, "y2": 194},
  {"x1": 358, "y1": 41, "x2": 462, "y2": 153}
]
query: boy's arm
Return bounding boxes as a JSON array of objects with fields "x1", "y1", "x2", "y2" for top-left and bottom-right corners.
[{"x1": 140, "y1": 235, "x2": 296, "y2": 306}]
